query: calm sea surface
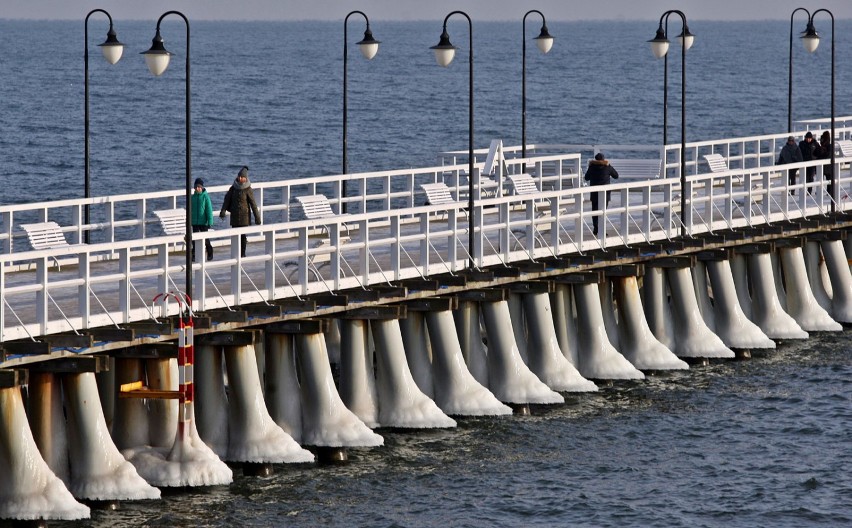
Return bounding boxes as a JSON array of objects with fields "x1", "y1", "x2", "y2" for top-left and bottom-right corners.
[{"x1": 0, "y1": 18, "x2": 850, "y2": 527}]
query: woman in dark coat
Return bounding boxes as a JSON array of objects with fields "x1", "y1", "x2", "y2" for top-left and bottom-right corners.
[
  {"x1": 584, "y1": 152, "x2": 619, "y2": 235},
  {"x1": 220, "y1": 166, "x2": 261, "y2": 257},
  {"x1": 815, "y1": 131, "x2": 834, "y2": 200}
]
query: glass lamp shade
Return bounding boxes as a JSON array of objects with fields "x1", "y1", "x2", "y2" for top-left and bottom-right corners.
[
  {"x1": 648, "y1": 27, "x2": 670, "y2": 58},
  {"x1": 142, "y1": 31, "x2": 172, "y2": 76},
  {"x1": 676, "y1": 28, "x2": 695, "y2": 51},
  {"x1": 98, "y1": 29, "x2": 124, "y2": 64},
  {"x1": 431, "y1": 30, "x2": 457, "y2": 67},
  {"x1": 357, "y1": 29, "x2": 380, "y2": 60},
  {"x1": 99, "y1": 42, "x2": 124, "y2": 65},
  {"x1": 534, "y1": 27, "x2": 554, "y2": 54},
  {"x1": 144, "y1": 51, "x2": 171, "y2": 76},
  {"x1": 801, "y1": 31, "x2": 820, "y2": 53}
]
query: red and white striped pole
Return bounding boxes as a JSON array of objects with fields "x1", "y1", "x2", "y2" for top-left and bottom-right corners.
[{"x1": 153, "y1": 291, "x2": 194, "y2": 440}]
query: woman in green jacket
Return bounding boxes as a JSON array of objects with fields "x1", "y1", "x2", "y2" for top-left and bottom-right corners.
[{"x1": 191, "y1": 178, "x2": 214, "y2": 261}]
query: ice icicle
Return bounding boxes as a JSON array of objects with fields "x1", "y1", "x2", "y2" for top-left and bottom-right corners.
[
  {"x1": 224, "y1": 344, "x2": 314, "y2": 463},
  {"x1": 574, "y1": 283, "x2": 645, "y2": 379},
  {"x1": 522, "y1": 292, "x2": 597, "y2": 391},
  {"x1": 400, "y1": 311, "x2": 435, "y2": 398},
  {"x1": 265, "y1": 332, "x2": 304, "y2": 443},
  {"x1": 62, "y1": 373, "x2": 160, "y2": 500},
  {"x1": 425, "y1": 309, "x2": 513, "y2": 415},
  {"x1": 454, "y1": 300, "x2": 489, "y2": 387},
  {"x1": 481, "y1": 300, "x2": 564, "y2": 404},
  {"x1": 665, "y1": 267, "x2": 735, "y2": 358},
  {"x1": 705, "y1": 259, "x2": 776, "y2": 349},
  {"x1": 0, "y1": 386, "x2": 90, "y2": 521},
  {"x1": 339, "y1": 319, "x2": 380, "y2": 428},
  {"x1": 779, "y1": 247, "x2": 842, "y2": 331},
  {"x1": 747, "y1": 253, "x2": 808, "y2": 339},
  {"x1": 371, "y1": 319, "x2": 456, "y2": 428},
  {"x1": 296, "y1": 332, "x2": 383, "y2": 447},
  {"x1": 820, "y1": 239, "x2": 852, "y2": 323},
  {"x1": 613, "y1": 276, "x2": 688, "y2": 370},
  {"x1": 194, "y1": 344, "x2": 229, "y2": 457},
  {"x1": 642, "y1": 266, "x2": 676, "y2": 350}
]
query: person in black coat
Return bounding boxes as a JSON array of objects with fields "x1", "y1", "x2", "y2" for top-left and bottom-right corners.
[
  {"x1": 798, "y1": 131, "x2": 818, "y2": 187},
  {"x1": 584, "y1": 152, "x2": 619, "y2": 235},
  {"x1": 815, "y1": 131, "x2": 834, "y2": 199}
]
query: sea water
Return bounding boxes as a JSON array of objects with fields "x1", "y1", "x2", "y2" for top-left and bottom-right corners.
[{"x1": 0, "y1": 19, "x2": 850, "y2": 527}]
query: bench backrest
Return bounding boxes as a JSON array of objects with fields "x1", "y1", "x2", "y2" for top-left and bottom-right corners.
[
  {"x1": 703, "y1": 153, "x2": 730, "y2": 173},
  {"x1": 606, "y1": 159, "x2": 662, "y2": 181},
  {"x1": 153, "y1": 208, "x2": 186, "y2": 236},
  {"x1": 420, "y1": 183, "x2": 456, "y2": 205},
  {"x1": 21, "y1": 221, "x2": 70, "y2": 250},
  {"x1": 296, "y1": 194, "x2": 337, "y2": 220},
  {"x1": 508, "y1": 173, "x2": 539, "y2": 195},
  {"x1": 837, "y1": 139, "x2": 852, "y2": 158}
]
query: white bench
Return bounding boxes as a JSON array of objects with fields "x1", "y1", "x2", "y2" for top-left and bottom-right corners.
[
  {"x1": 508, "y1": 173, "x2": 559, "y2": 215},
  {"x1": 837, "y1": 139, "x2": 852, "y2": 158},
  {"x1": 421, "y1": 182, "x2": 456, "y2": 206},
  {"x1": 21, "y1": 221, "x2": 72, "y2": 250},
  {"x1": 293, "y1": 194, "x2": 351, "y2": 270},
  {"x1": 21, "y1": 221, "x2": 76, "y2": 269},
  {"x1": 606, "y1": 158, "x2": 662, "y2": 181},
  {"x1": 153, "y1": 208, "x2": 186, "y2": 236}
]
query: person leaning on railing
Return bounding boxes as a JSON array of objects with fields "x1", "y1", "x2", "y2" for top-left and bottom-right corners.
[
  {"x1": 778, "y1": 136, "x2": 803, "y2": 195},
  {"x1": 584, "y1": 152, "x2": 619, "y2": 236}
]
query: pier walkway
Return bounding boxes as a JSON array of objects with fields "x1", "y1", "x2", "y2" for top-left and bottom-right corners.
[{"x1": 1, "y1": 125, "x2": 852, "y2": 522}]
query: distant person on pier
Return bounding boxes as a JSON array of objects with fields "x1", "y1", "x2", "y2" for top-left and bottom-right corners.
[
  {"x1": 798, "y1": 131, "x2": 818, "y2": 188},
  {"x1": 191, "y1": 178, "x2": 215, "y2": 261},
  {"x1": 584, "y1": 152, "x2": 619, "y2": 236},
  {"x1": 815, "y1": 131, "x2": 834, "y2": 199},
  {"x1": 777, "y1": 136, "x2": 803, "y2": 194},
  {"x1": 220, "y1": 166, "x2": 261, "y2": 257}
]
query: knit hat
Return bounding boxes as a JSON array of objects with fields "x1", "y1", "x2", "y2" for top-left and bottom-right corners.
[
  {"x1": 238, "y1": 166, "x2": 249, "y2": 178},
  {"x1": 594, "y1": 152, "x2": 604, "y2": 161},
  {"x1": 194, "y1": 178, "x2": 204, "y2": 188},
  {"x1": 805, "y1": 131, "x2": 813, "y2": 139}
]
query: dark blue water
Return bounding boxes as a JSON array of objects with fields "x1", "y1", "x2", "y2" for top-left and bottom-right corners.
[{"x1": 2, "y1": 19, "x2": 851, "y2": 527}]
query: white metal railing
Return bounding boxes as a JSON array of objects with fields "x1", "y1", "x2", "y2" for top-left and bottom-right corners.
[{"x1": 0, "y1": 144, "x2": 849, "y2": 347}]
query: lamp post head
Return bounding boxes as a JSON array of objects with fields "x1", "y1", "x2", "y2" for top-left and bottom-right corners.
[
  {"x1": 142, "y1": 29, "x2": 172, "y2": 76},
  {"x1": 534, "y1": 24, "x2": 554, "y2": 54},
  {"x1": 98, "y1": 27, "x2": 124, "y2": 65},
  {"x1": 801, "y1": 22, "x2": 820, "y2": 53},
  {"x1": 356, "y1": 27, "x2": 380, "y2": 60},
  {"x1": 676, "y1": 26, "x2": 695, "y2": 51},
  {"x1": 431, "y1": 29, "x2": 458, "y2": 67},
  {"x1": 648, "y1": 26, "x2": 670, "y2": 59}
]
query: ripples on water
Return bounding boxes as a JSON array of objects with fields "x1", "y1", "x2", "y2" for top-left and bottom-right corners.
[{"x1": 58, "y1": 329, "x2": 850, "y2": 528}]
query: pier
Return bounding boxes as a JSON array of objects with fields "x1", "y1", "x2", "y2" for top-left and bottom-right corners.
[{"x1": 1, "y1": 127, "x2": 851, "y2": 522}]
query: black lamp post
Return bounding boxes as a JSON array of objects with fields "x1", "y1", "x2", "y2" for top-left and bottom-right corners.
[
  {"x1": 801, "y1": 9, "x2": 836, "y2": 212},
  {"x1": 522, "y1": 10, "x2": 554, "y2": 164},
  {"x1": 432, "y1": 11, "x2": 475, "y2": 268},
  {"x1": 343, "y1": 11, "x2": 379, "y2": 182},
  {"x1": 657, "y1": 14, "x2": 694, "y2": 147},
  {"x1": 84, "y1": 9, "x2": 123, "y2": 243},
  {"x1": 650, "y1": 10, "x2": 691, "y2": 238},
  {"x1": 788, "y1": 8, "x2": 811, "y2": 132},
  {"x1": 143, "y1": 11, "x2": 193, "y2": 303}
]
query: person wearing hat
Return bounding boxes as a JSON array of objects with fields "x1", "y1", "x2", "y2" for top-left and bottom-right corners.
[
  {"x1": 219, "y1": 166, "x2": 261, "y2": 257},
  {"x1": 815, "y1": 131, "x2": 835, "y2": 199},
  {"x1": 778, "y1": 136, "x2": 803, "y2": 194},
  {"x1": 584, "y1": 152, "x2": 619, "y2": 236},
  {"x1": 798, "y1": 131, "x2": 818, "y2": 187},
  {"x1": 191, "y1": 177, "x2": 214, "y2": 261}
]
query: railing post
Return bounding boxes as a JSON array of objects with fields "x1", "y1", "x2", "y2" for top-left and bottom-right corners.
[
  {"x1": 390, "y1": 216, "x2": 401, "y2": 281},
  {"x1": 265, "y1": 230, "x2": 276, "y2": 302},
  {"x1": 78, "y1": 251, "x2": 91, "y2": 328},
  {"x1": 36, "y1": 257, "x2": 48, "y2": 336},
  {"x1": 119, "y1": 247, "x2": 130, "y2": 323}
]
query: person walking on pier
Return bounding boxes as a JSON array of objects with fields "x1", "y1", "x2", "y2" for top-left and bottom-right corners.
[
  {"x1": 778, "y1": 136, "x2": 803, "y2": 194},
  {"x1": 220, "y1": 166, "x2": 261, "y2": 257},
  {"x1": 798, "y1": 131, "x2": 818, "y2": 189},
  {"x1": 584, "y1": 152, "x2": 619, "y2": 236},
  {"x1": 191, "y1": 178, "x2": 215, "y2": 261}
]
